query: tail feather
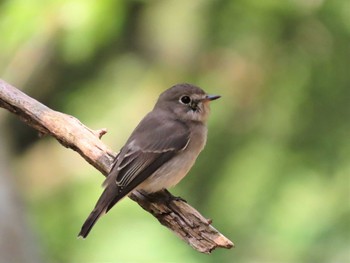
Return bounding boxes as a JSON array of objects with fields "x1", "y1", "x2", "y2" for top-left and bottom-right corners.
[
  {"x1": 78, "y1": 208, "x2": 106, "y2": 238},
  {"x1": 78, "y1": 185, "x2": 116, "y2": 238},
  {"x1": 78, "y1": 180, "x2": 134, "y2": 238}
]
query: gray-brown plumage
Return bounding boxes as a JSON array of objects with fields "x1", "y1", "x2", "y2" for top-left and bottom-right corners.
[{"x1": 78, "y1": 83, "x2": 220, "y2": 238}]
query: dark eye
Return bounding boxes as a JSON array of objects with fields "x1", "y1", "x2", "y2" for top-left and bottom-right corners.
[{"x1": 180, "y1": 95, "x2": 191, "y2": 104}]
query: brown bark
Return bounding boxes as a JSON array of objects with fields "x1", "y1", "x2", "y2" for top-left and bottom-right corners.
[{"x1": 0, "y1": 79, "x2": 234, "y2": 254}]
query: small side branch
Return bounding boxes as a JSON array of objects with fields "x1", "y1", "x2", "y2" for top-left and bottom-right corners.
[{"x1": 0, "y1": 79, "x2": 233, "y2": 254}]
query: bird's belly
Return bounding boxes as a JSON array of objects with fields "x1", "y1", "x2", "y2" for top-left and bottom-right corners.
[{"x1": 138, "y1": 154, "x2": 196, "y2": 192}]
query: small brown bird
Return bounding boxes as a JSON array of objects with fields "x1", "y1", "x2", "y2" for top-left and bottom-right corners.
[{"x1": 78, "y1": 83, "x2": 220, "y2": 238}]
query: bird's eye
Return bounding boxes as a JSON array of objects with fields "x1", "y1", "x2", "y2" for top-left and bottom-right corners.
[{"x1": 180, "y1": 96, "x2": 191, "y2": 105}]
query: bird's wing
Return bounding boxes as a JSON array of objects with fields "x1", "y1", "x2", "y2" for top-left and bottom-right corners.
[
  {"x1": 104, "y1": 111, "x2": 191, "y2": 211},
  {"x1": 78, "y1": 112, "x2": 190, "y2": 238}
]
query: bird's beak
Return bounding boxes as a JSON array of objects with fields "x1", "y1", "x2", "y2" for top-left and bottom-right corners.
[{"x1": 204, "y1": 94, "x2": 221, "y2": 101}]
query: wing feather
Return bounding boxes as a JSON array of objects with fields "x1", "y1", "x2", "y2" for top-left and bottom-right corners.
[
  {"x1": 102, "y1": 111, "x2": 190, "y2": 211},
  {"x1": 117, "y1": 153, "x2": 152, "y2": 186},
  {"x1": 79, "y1": 111, "x2": 192, "y2": 237}
]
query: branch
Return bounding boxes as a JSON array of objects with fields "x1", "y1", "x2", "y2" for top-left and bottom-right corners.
[{"x1": 0, "y1": 79, "x2": 234, "y2": 254}]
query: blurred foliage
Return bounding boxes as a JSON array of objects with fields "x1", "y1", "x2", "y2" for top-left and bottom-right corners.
[{"x1": 0, "y1": 0, "x2": 349, "y2": 262}]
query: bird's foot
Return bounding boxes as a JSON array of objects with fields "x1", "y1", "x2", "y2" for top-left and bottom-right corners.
[
  {"x1": 160, "y1": 189, "x2": 187, "y2": 204},
  {"x1": 133, "y1": 189, "x2": 187, "y2": 205}
]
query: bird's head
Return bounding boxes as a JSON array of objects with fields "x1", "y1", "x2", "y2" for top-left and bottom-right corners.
[{"x1": 155, "y1": 83, "x2": 220, "y2": 123}]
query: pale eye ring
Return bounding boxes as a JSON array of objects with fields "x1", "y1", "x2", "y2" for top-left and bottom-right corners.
[{"x1": 180, "y1": 95, "x2": 191, "y2": 105}]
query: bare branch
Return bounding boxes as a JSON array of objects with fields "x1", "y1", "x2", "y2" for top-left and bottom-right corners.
[{"x1": 0, "y1": 79, "x2": 234, "y2": 254}]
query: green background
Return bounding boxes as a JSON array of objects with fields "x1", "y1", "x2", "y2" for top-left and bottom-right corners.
[{"x1": 0, "y1": 0, "x2": 349, "y2": 262}]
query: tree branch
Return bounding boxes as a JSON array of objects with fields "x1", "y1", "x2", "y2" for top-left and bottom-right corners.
[{"x1": 0, "y1": 79, "x2": 234, "y2": 254}]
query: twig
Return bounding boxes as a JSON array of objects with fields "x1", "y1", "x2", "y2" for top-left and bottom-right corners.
[{"x1": 0, "y1": 79, "x2": 234, "y2": 254}]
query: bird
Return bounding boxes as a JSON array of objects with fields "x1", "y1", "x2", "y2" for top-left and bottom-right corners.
[{"x1": 78, "y1": 83, "x2": 220, "y2": 238}]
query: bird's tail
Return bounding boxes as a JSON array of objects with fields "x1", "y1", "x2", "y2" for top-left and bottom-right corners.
[
  {"x1": 78, "y1": 208, "x2": 105, "y2": 238},
  {"x1": 78, "y1": 185, "x2": 116, "y2": 238}
]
